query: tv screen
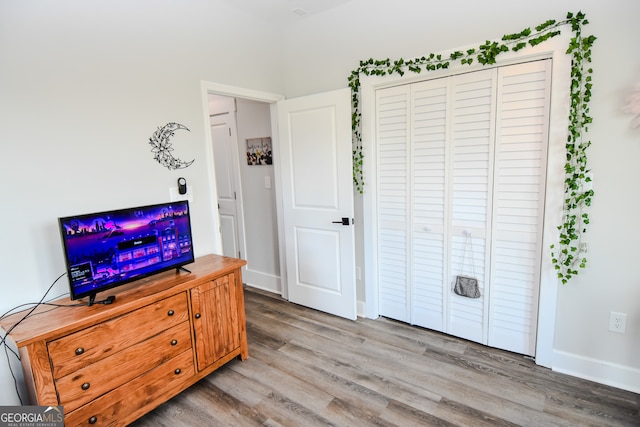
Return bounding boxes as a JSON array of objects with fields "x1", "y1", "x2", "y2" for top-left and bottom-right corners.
[{"x1": 59, "y1": 201, "x2": 195, "y2": 304}]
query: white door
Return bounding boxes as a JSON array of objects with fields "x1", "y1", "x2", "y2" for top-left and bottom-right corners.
[
  {"x1": 277, "y1": 88, "x2": 356, "y2": 320},
  {"x1": 487, "y1": 60, "x2": 551, "y2": 355},
  {"x1": 210, "y1": 113, "x2": 243, "y2": 259},
  {"x1": 446, "y1": 69, "x2": 497, "y2": 345}
]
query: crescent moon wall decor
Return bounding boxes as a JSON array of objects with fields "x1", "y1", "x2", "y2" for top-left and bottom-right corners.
[{"x1": 148, "y1": 122, "x2": 195, "y2": 170}]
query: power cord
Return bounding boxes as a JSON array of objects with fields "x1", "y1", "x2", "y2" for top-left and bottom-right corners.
[
  {"x1": 1, "y1": 273, "x2": 117, "y2": 403},
  {"x1": 0, "y1": 271, "x2": 71, "y2": 404}
]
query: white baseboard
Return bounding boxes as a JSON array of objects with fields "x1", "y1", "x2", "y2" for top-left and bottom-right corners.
[
  {"x1": 243, "y1": 269, "x2": 280, "y2": 294},
  {"x1": 553, "y1": 349, "x2": 640, "y2": 394}
]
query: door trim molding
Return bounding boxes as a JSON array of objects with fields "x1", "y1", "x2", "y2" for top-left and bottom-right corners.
[{"x1": 201, "y1": 81, "x2": 285, "y2": 103}]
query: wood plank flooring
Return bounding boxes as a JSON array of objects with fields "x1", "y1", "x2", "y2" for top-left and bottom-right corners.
[{"x1": 131, "y1": 287, "x2": 639, "y2": 426}]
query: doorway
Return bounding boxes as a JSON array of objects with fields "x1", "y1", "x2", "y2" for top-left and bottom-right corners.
[{"x1": 204, "y1": 83, "x2": 284, "y2": 295}]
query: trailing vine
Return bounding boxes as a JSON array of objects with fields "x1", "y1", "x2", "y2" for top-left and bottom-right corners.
[{"x1": 348, "y1": 11, "x2": 595, "y2": 284}]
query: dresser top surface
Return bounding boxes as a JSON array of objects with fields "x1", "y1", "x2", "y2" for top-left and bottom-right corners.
[{"x1": 0, "y1": 254, "x2": 246, "y2": 346}]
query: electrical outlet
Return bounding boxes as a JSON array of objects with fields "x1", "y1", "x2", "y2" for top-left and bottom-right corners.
[{"x1": 608, "y1": 312, "x2": 627, "y2": 334}]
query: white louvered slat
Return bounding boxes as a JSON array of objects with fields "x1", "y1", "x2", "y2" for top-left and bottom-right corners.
[
  {"x1": 377, "y1": 86, "x2": 411, "y2": 322},
  {"x1": 489, "y1": 60, "x2": 551, "y2": 356}
]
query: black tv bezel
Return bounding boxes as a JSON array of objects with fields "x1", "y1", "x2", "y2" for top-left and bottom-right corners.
[{"x1": 58, "y1": 200, "x2": 195, "y2": 304}]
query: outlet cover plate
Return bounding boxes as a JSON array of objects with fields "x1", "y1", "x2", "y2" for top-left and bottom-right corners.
[{"x1": 608, "y1": 312, "x2": 627, "y2": 334}]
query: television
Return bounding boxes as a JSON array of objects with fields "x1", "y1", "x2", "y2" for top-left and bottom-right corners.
[{"x1": 58, "y1": 201, "x2": 195, "y2": 305}]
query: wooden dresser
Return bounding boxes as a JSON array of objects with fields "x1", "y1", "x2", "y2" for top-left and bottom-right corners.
[{"x1": 0, "y1": 254, "x2": 248, "y2": 426}]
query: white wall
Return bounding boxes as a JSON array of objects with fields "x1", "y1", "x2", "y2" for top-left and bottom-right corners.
[
  {"x1": 279, "y1": 0, "x2": 640, "y2": 392},
  {"x1": 0, "y1": 0, "x2": 283, "y2": 405}
]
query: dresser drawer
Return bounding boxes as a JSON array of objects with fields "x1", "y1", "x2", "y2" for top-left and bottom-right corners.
[
  {"x1": 55, "y1": 321, "x2": 192, "y2": 413},
  {"x1": 48, "y1": 292, "x2": 189, "y2": 378},
  {"x1": 63, "y1": 350, "x2": 195, "y2": 427}
]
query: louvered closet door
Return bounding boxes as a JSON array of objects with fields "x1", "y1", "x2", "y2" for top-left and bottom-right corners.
[
  {"x1": 375, "y1": 60, "x2": 550, "y2": 357},
  {"x1": 447, "y1": 69, "x2": 497, "y2": 344},
  {"x1": 376, "y1": 85, "x2": 411, "y2": 322},
  {"x1": 410, "y1": 78, "x2": 449, "y2": 331},
  {"x1": 488, "y1": 60, "x2": 551, "y2": 356}
]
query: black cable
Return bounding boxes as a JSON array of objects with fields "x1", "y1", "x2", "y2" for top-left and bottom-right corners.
[
  {"x1": 0, "y1": 272, "x2": 66, "y2": 340},
  {"x1": 45, "y1": 292, "x2": 71, "y2": 303},
  {"x1": 0, "y1": 271, "x2": 68, "y2": 404},
  {"x1": 1, "y1": 301, "x2": 86, "y2": 321},
  {"x1": 0, "y1": 277, "x2": 70, "y2": 321},
  {"x1": 1, "y1": 336, "x2": 19, "y2": 360},
  {"x1": 1, "y1": 272, "x2": 115, "y2": 403}
]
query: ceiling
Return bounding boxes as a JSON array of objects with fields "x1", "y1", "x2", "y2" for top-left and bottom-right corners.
[{"x1": 217, "y1": 0, "x2": 353, "y2": 25}]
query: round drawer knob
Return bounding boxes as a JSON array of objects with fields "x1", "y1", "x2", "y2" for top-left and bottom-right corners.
[
  {"x1": 75, "y1": 347, "x2": 85, "y2": 356},
  {"x1": 171, "y1": 339, "x2": 178, "y2": 346},
  {"x1": 88, "y1": 416, "x2": 97, "y2": 424},
  {"x1": 195, "y1": 313, "x2": 201, "y2": 319},
  {"x1": 174, "y1": 368, "x2": 181, "y2": 375},
  {"x1": 81, "y1": 382, "x2": 91, "y2": 391},
  {"x1": 167, "y1": 309, "x2": 175, "y2": 316}
]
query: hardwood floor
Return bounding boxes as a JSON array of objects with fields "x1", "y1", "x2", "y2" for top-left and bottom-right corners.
[{"x1": 132, "y1": 287, "x2": 639, "y2": 427}]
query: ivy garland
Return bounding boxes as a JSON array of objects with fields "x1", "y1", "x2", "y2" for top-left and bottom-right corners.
[{"x1": 348, "y1": 11, "x2": 596, "y2": 284}]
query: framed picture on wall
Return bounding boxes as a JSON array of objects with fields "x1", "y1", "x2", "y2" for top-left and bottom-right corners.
[{"x1": 246, "y1": 137, "x2": 272, "y2": 165}]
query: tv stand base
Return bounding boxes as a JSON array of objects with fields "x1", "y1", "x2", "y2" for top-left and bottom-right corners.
[{"x1": 87, "y1": 294, "x2": 116, "y2": 306}]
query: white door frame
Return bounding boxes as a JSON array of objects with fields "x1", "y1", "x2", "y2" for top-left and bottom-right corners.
[
  {"x1": 200, "y1": 81, "x2": 288, "y2": 297},
  {"x1": 361, "y1": 34, "x2": 573, "y2": 368}
]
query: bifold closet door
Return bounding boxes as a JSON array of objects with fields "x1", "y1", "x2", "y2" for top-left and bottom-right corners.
[
  {"x1": 375, "y1": 60, "x2": 551, "y2": 357},
  {"x1": 409, "y1": 78, "x2": 450, "y2": 332},
  {"x1": 376, "y1": 85, "x2": 411, "y2": 323},
  {"x1": 445, "y1": 69, "x2": 497, "y2": 344},
  {"x1": 376, "y1": 69, "x2": 497, "y2": 336},
  {"x1": 488, "y1": 60, "x2": 551, "y2": 356}
]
